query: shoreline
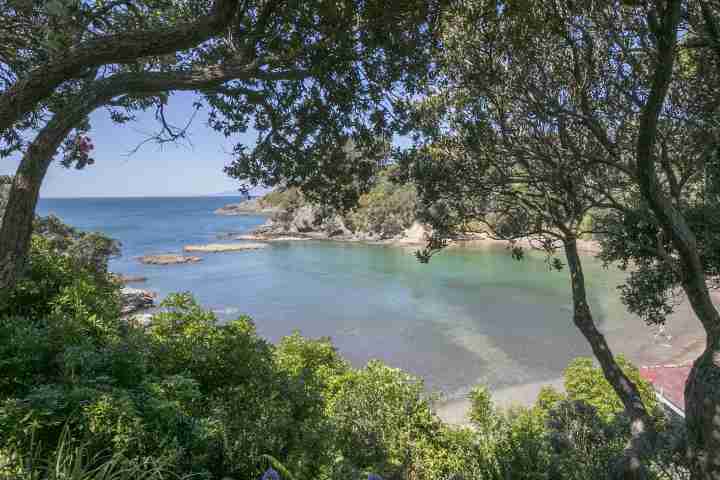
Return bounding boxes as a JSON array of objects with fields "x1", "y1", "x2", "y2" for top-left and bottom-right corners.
[
  {"x1": 228, "y1": 217, "x2": 604, "y2": 254},
  {"x1": 434, "y1": 293, "x2": 711, "y2": 425},
  {"x1": 435, "y1": 378, "x2": 565, "y2": 425}
]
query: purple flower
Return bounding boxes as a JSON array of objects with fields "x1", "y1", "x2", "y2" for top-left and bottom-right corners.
[{"x1": 260, "y1": 467, "x2": 280, "y2": 480}]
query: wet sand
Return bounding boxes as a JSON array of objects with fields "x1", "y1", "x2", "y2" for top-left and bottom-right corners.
[
  {"x1": 435, "y1": 378, "x2": 565, "y2": 425},
  {"x1": 436, "y1": 289, "x2": 713, "y2": 426}
]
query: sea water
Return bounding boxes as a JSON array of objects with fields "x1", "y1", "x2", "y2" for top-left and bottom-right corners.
[{"x1": 38, "y1": 196, "x2": 647, "y2": 399}]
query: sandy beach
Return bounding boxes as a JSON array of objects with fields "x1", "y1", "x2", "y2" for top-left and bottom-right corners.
[
  {"x1": 435, "y1": 378, "x2": 566, "y2": 425},
  {"x1": 435, "y1": 287, "x2": 714, "y2": 426}
]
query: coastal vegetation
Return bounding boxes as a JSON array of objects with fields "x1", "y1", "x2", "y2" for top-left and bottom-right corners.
[
  {"x1": 240, "y1": 168, "x2": 418, "y2": 241},
  {"x1": 221, "y1": 2, "x2": 720, "y2": 478},
  {"x1": 2, "y1": 0, "x2": 720, "y2": 479},
  {"x1": 0, "y1": 222, "x2": 688, "y2": 479}
]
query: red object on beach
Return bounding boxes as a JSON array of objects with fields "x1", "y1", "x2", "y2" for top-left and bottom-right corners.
[{"x1": 639, "y1": 365, "x2": 691, "y2": 413}]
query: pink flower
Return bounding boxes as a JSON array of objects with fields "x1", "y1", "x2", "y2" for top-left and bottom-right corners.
[{"x1": 77, "y1": 136, "x2": 94, "y2": 154}]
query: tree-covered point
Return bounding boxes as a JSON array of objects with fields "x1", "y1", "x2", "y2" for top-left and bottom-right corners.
[{"x1": 256, "y1": 167, "x2": 418, "y2": 239}]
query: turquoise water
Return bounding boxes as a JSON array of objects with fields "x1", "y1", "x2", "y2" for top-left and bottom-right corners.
[{"x1": 37, "y1": 196, "x2": 633, "y2": 398}]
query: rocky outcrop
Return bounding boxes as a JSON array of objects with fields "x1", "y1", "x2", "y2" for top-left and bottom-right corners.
[
  {"x1": 259, "y1": 204, "x2": 355, "y2": 238},
  {"x1": 183, "y1": 242, "x2": 267, "y2": 253},
  {"x1": 113, "y1": 274, "x2": 148, "y2": 284},
  {"x1": 287, "y1": 205, "x2": 317, "y2": 232},
  {"x1": 215, "y1": 198, "x2": 279, "y2": 216},
  {"x1": 120, "y1": 287, "x2": 156, "y2": 315},
  {"x1": 250, "y1": 210, "x2": 429, "y2": 245},
  {"x1": 139, "y1": 254, "x2": 202, "y2": 265},
  {"x1": 395, "y1": 221, "x2": 429, "y2": 245}
]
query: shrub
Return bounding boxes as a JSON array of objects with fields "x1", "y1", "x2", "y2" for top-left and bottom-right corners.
[
  {"x1": 327, "y1": 361, "x2": 440, "y2": 479},
  {"x1": 563, "y1": 356, "x2": 658, "y2": 422},
  {"x1": 146, "y1": 293, "x2": 275, "y2": 396},
  {"x1": 0, "y1": 234, "x2": 121, "y2": 337},
  {"x1": 411, "y1": 426, "x2": 496, "y2": 480},
  {"x1": 545, "y1": 400, "x2": 626, "y2": 480},
  {"x1": 274, "y1": 332, "x2": 349, "y2": 394}
]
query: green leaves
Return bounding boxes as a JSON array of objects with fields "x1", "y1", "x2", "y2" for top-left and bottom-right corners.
[
  {"x1": 327, "y1": 360, "x2": 439, "y2": 478},
  {"x1": 563, "y1": 356, "x2": 658, "y2": 423},
  {"x1": 44, "y1": 0, "x2": 69, "y2": 18}
]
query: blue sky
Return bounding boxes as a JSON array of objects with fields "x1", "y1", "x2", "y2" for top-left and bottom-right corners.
[{"x1": 0, "y1": 91, "x2": 262, "y2": 198}]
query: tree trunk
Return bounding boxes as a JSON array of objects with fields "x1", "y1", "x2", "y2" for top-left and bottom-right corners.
[
  {"x1": 0, "y1": 136, "x2": 56, "y2": 292},
  {"x1": 685, "y1": 337, "x2": 720, "y2": 480},
  {"x1": 564, "y1": 237, "x2": 656, "y2": 480}
]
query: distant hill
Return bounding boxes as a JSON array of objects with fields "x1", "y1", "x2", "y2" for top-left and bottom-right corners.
[
  {"x1": 211, "y1": 186, "x2": 271, "y2": 198},
  {"x1": 211, "y1": 190, "x2": 252, "y2": 198}
]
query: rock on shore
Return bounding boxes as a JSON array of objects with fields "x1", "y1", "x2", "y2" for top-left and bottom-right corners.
[
  {"x1": 139, "y1": 254, "x2": 202, "y2": 265},
  {"x1": 120, "y1": 287, "x2": 156, "y2": 315},
  {"x1": 183, "y1": 243, "x2": 267, "y2": 253},
  {"x1": 113, "y1": 274, "x2": 148, "y2": 284},
  {"x1": 229, "y1": 234, "x2": 309, "y2": 242},
  {"x1": 250, "y1": 213, "x2": 430, "y2": 246}
]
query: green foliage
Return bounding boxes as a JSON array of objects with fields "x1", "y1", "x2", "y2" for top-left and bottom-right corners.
[
  {"x1": 466, "y1": 392, "x2": 553, "y2": 480},
  {"x1": 0, "y1": 228, "x2": 120, "y2": 326},
  {"x1": 33, "y1": 215, "x2": 121, "y2": 276},
  {"x1": 274, "y1": 332, "x2": 349, "y2": 394},
  {"x1": 346, "y1": 169, "x2": 418, "y2": 238},
  {"x1": 0, "y1": 427, "x2": 191, "y2": 480},
  {"x1": 544, "y1": 400, "x2": 627, "y2": 480},
  {"x1": 327, "y1": 361, "x2": 439, "y2": 478},
  {"x1": 468, "y1": 385, "x2": 495, "y2": 429},
  {"x1": 410, "y1": 426, "x2": 495, "y2": 480},
  {"x1": 535, "y1": 386, "x2": 565, "y2": 413},
  {"x1": 563, "y1": 357, "x2": 658, "y2": 422},
  {"x1": 147, "y1": 293, "x2": 274, "y2": 396}
]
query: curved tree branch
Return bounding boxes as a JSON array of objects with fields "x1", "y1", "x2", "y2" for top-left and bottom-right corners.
[
  {"x1": 0, "y1": 57, "x2": 308, "y2": 290},
  {"x1": 0, "y1": 0, "x2": 241, "y2": 138}
]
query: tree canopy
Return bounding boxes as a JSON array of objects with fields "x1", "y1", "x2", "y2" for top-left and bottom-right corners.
[{"x1": 0, "y1": 0, "x2": 444, "y2": 290}]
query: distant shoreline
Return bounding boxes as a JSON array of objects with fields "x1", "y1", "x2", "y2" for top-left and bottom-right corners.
[{"x1": 40, "y1": 194, "x2": 254, "y2": 200}]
